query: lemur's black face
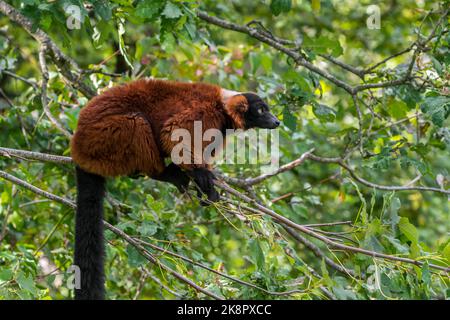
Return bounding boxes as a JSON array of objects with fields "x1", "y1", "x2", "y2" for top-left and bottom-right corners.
[{"x1": 242, "y1": 93, "x2": 280, "y2": 129}]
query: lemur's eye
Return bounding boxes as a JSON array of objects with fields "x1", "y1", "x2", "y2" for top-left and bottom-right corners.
[{"x1": 257, "y1": 107, "x2": 264, "y2": 115}]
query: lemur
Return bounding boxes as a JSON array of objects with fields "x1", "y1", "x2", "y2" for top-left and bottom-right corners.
[{"x1": 70, "y1": 79, "x2": 280, "y2": 299}]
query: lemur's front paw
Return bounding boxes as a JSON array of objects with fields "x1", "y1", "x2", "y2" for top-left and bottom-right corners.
[
  {"x1": 189, "y1": 168, "x2": 220, "y2": 205},
  {"x1": 175, "y1": 171, "x2": 190, "y2": 193},
  {"x1": 159, "y1": 163, "x2": 190, "y2": 193}
]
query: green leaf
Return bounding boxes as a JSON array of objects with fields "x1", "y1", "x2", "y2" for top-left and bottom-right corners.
[
  {"x1": 386, "y1": 196, "x2": 401, "y2": 231},
  {"x1": 383, "y1": 235, "x2": 409, "y2": 254},
  {"x1": 249, "y1": 239, "x2": 265, "y2": 269},
  {"x1": 0, "y1": 269, "x2": 13, "y2": 282},
  {"x1": 303, "y1": 35, "x2": 343, "y2": 57},
  {"x1": 249, "y1": 52, "x2": 261, "y2": 74},
  {"x1": 260, "y1": 53, "x2": 272, "y2": 73},
  {"x1": 313, "y1": 103, "x2": 336, "y2": 122},
  {"x1": 135, "y1": 0, "x2": 164, "y2": 21},
  {"x1": 39, "y1": 13, "x2": 52, "y2": 31},
  {"x1": 161, "y1": 32, "x2": 176, "y2": 54},
  {"x1": 1, "y1": 191, "x2": 10, "y2": 204},
  {"x1": 311, "y1": 0, "x2": 321, "y2": 12},
  {"x1": 270, "y1": 0, "x2": 292, "y2": 16},
  {"x1": 387, "y1": 99, "x2": 408, "y2": 120},
  {"x1": 126, "y1": 245, "x2": 146, "y2": 267},
  {"x1": 398, "y1": 217, "x2": 418, "y2": 244},
  {"x1": 400, "y1": 156, "x2": 427, "y2": 175},
  {"x1": 420, "y1": 95, "x2": 450, "y2": 127},
  {"x1": 442, "y1": 242, "x2": 450, "y2": 262},
  {"x1": 430, "y1": 56, "x2": 443, "y2": 76},
  {"x1": 183, "y1": 20, "x2": 197, "y2": 40},
  {"x1": 394, "y1": 85, "x2": 421, "y2": 109},
  {"x1": 333, "y1": 286, "x2": 357, "y2": 300},
  {"x1": 282, "y1": 107, "x2": 297, "y2": 130},
  {"x1": 162, "y1": 2, "x2": 183, "y2": 19},
  {"x1": 421, "y1": 263, "x2": 431, "y2": 286},
  {"x1": 137, "y1": 221, "x2": 158, "y2": 236},
  {"x1": 16, "y1": 272, "x2": 36, "y2": 294},
  {"x1": 22, "y1": 0, "x2": 39, "y2": 4},
  {"x1": 94, "y1": 0, "x2": 113, "y2": 21}
]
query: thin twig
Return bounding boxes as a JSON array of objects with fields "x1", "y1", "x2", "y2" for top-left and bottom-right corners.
[
  {"x1": 283, "y1": 226, "x2": 360, "y2": 279},
  {"x1": 0, "y1": 170, "x2": 223, "y2": 300},
  {"x1": 1, "y1": 70, "x2": 39, "y2": 89},
  {"x1": 141, "y1": 268, "x2": 183, "y2": 298},
  {"x1": 38, "y1": 46, "x2": 72, "y2": 138},
  {"x1": 135, "y1": 238, "x2": 305, "y2": 296},
  {"x1": 0, "y1": 0, "x2": 96, "y2": 98},
  {"x1": 215, "y1": 181, "x2": 449, "y2": 273}
]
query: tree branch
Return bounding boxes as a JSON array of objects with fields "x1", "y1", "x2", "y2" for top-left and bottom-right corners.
[
  {"x1": 307, "y1": 154, "x2": 450, "y2": 195},
  {"x1": 1, "y1": 70, "x2": 39, "y2": 89},
  {"x1": 197, "y1": 11, "x2": 355, "y2": 94},
  {"x1": 1, "y1": 149, "x2": 448, "y2": 276},
  {"x1": 0, "y1": 147, "x2": 72, "y2": 164},
  {"x1": 216, "y1": 181, "x2": 449, "y2": 273},
  {"x1": 283, "y1": 226, "x2": 360, "y2": 279},
  {"x1": 0, "y1": 169, "x2": 222, "y2": 300},
  {"x1": 0, "y1": 0, "x2": 96, "y2": 98},
  {"x1": 136, "y1": 238, "x2": 305, "y2": 296},
  {"x1": 197, "y1": 8, "x2": 449, "y2": 95}
]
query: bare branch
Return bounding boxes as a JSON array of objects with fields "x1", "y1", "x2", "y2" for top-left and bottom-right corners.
[
  {"x1": 319, "y1": 54, "x2": 365, "y2": 79},
  {"x1": 1, "y1": 70, "x2": 39, "y2": 89},
  {"x1": 218, "y1": 148, "x2": 315, "y2": 187},
  {"x1": 105, "y1": 220, "x2": 224, "y2": 300},
  {"x1": 136, "y1": 238, "x2": 305, "y2": 296},
  {"x1": 0, "y1": 147, "x2": 72, "y2": 164},
  {"x1": 0, "y1": 169, "x2": 223, "y2": 300},
  {"x1": 197, "y1": 8, "x2": 449, "y2": 95},
  {"x1": 304, "y1": 221, "x2": 353, "y2": 228},
  {"x1": 0, "y1": 0, "x2": 96, "y2": 98},
  {"x1": 307, "y1": 154, "x2": 450, "y2": 195},
  {"x1": 283, "y1": 226, "x2": 360, "y2": 278},
  {"x1": 215, "y1": 181, "x2": 449, "y2": 273},
  {"x1": 364, "y1": 47, "x2": 413, "y2": 74},
  {"x1": 0, "y1": 170, "x2": 75, "y2": 208},
  {"x1": 216, "y1": 149, "x2": 449, "y2": 195},
  {"x1": 2, "y1": 147, "x2": 448, "y2": 195},
  {"x1": 140, "y1": 268, "x2": 183, "y2": 298},
  {"x1": 197, "y1": 11, "x2": 355, "y2": 94}
]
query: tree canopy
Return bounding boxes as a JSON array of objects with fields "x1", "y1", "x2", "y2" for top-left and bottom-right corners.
[{"x1": 0, "y1": 0, "x2": 449, "y2": 300}]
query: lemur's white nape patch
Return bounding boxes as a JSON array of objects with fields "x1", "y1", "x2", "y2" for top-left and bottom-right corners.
[{"x1": 221, "y1": 88, "x2": 241, "y2": 104}]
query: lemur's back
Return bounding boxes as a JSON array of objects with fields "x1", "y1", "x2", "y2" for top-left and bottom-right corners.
[{"x1": 71, "y1": 79, "x2": 223, "y2": 177}]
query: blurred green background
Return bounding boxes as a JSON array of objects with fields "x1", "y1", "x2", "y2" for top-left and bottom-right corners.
[{"x1": 0, "y1": 0, "x2": 449, "y2": 299}]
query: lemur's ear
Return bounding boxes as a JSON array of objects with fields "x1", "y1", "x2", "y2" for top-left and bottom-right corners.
[
  {"x1": 226, "y1": 95, "x2": 248, "y2": 113},
  {"x1": 223, "y1": 94, "x2": 248, "y2": 129}
]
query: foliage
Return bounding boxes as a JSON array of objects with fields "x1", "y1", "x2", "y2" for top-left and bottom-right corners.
[{"x1": 0, "y1": 0, "x2": 449, "y2": 300}]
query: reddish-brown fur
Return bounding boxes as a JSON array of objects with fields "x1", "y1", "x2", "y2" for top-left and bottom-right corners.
[{"x1": 71, "y1": 79, "x2": 248, "y2": 178}]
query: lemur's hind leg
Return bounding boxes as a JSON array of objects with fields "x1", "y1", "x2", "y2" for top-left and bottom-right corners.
[
  {"x1": 153, "y1": 163, "x2": 190, "y2": 193},
  {"x1": 187, "y1": 168, "x2": 220, "y2": 206}
]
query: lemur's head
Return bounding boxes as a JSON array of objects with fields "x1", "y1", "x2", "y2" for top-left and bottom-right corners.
[{"x1": 222, "y1": 90, "x2": 280, "y2": 130}]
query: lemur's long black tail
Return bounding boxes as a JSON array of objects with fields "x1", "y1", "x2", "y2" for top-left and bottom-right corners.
[{"x1": 74, "y1": 166, "x2": 105, "y2": 300}]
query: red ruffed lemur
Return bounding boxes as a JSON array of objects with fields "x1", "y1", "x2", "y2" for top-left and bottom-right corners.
[{"x1": 70, "y1": 79, "x2": 280, "y2": 300}]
